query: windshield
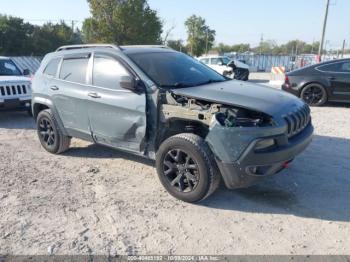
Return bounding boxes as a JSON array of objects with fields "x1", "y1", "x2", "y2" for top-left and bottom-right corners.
[
  {"x1": 0, "y1": 59, "x2": 22, "y2": 76},
  {"x1": 222, "y1": 57, "x2": 231, "y2": 65},
  {"x1": 127, "y1": 52, "x2": 226, "y2": 88}
]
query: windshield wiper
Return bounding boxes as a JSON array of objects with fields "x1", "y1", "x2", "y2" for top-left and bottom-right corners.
[{"x1": 159, "y1": 82, "x2": 193, "y2": 88}]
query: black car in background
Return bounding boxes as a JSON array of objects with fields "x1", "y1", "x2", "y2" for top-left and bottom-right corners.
[{"x1": 282, "y1": 58, "x2": 350, "y2": 106}]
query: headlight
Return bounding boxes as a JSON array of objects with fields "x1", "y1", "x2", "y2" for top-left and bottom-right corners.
[{"x1": 216, "y1": 107, "x2": 273, "y2": 127}]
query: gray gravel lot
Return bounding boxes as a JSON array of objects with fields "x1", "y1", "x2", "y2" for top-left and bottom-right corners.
[{"x1": 0, "y1": 102, "x2": 350, "y2": 255}]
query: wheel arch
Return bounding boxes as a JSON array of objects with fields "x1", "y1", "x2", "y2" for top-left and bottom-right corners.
[
  {"x1": 300, "y1": 81, "x2": 330, "y2": 97},
  {"x1": 32, "y1": 96, "x2": 69, "y2": 136},
  {"x1": 155, "y1": 118, "x2": 210, "y2": 151}
]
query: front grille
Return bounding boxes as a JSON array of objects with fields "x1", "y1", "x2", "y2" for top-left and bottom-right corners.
[
  {"x1": 0, "y1": 83, "x2": 30, "y2": 98},
  {"x1": 284, "y1": 105, "x2": 311, "y2": 138}
]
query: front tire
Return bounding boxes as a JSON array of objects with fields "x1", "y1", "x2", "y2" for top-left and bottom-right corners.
[
  {"x1": 301, "y1": 83, "x2": 327, "y2": 106},
  {"x1": 156, "y1": 133, "x2": 221, "y2": 203},
  {"x1": 36, "y1": 109, "x2": 71, "y2": 154}
]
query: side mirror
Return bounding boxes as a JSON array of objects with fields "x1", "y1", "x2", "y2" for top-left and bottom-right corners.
[
  {"x1": 217, "y1": 62, "x2": 223, "y2": 66},
  {"x1": 23, "y1": 69, "x2": 31, "y2": 76},
  {"x1": 227, "y1": 61, "x2": 237, "y2": 70},
  {"x1": 120, "y1": 75, "x2": 136, "y2": 91}
]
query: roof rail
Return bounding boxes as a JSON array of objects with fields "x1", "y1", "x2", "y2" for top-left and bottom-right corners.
[
  {"x1": 120, "y1": 45, "x2": 172, "y2": 50},
  {"x1": 56, "y1": 44, "x2": 121, "y2": 52}
]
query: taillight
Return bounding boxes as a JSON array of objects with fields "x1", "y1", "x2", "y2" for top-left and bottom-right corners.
[{"x1": 285, "y1": 75, "x2": 290, "y2": 84}]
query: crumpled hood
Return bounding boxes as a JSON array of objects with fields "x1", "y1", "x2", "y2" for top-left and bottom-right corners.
[
  {"x1": 172, "y1": 80, "x2": 305, "y2": 117},
  {"x1": 0, "y1": 75, "x2": 31, "y2": 83}
]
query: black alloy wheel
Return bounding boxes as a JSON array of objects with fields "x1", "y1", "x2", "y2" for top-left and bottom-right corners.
[
  {"x1": 163, "y1": 149, "x2": 199, "y2": 193},
  {"x1": 36, "y1": 109, "x2": 71, "y2": 154},
  {"x1": 38, "y1": 117, "x2": 56, "y2": 149},
  {"x1": 301, "y1": 84, "x2": 327, "y2": 106},
  {"x1": 156, "y1": 133, "x2": 221, "y2": 203}
]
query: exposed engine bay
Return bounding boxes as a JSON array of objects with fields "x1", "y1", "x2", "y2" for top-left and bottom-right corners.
[{"x1": 160, "y1": 91, "x2": 273, "y2": 128}]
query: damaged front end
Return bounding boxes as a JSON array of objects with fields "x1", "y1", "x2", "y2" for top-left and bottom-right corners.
[{"x1": 160, "y1": 90, "x2": 313, "y2": 189}]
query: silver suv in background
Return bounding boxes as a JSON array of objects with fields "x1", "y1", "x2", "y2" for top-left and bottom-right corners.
[
  {"x1": 0, "y1": 57, "x2": 32, "y2": 113},
  {"x1": 32, "y1": 44, "x2": 313, "y2": 203}
]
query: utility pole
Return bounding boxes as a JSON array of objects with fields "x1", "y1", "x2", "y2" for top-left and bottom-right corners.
[
  {"x1": 318, "y1": 0, "x2": 330, "y2": 60},
  {"x1": 70, "y1": 20, "x2": 79, "y2": 33},
  {"x1": 259, "y1": 34, "x2": 264, "y2": 55},
  {"x1": 71, "y1": 20, "x2": 75, "y2": 32},
  {"x1": 205, "y1": 29, "x2": 209, "y2": 55},
  {"x1": 341, "y1": 39, "x2": 346, "y2": 58}
]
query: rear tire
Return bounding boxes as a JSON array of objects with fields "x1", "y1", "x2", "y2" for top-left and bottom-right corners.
[
  {"x1": 36, "y1": 109, "x2": 71, "y2": 154},
  {"x1": 156, "y1": 133, "x2": 221, "y2": 203},
  {"x1": 301, "y1": 83, "x2": 327, "y2": 106}
]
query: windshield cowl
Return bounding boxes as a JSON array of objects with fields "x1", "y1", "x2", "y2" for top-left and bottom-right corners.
[{"x1": 159, "y1": 79, "x2": 228, "y2": 89}]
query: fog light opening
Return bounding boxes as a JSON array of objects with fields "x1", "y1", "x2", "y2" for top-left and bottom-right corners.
[{"x1": 255, "y1": 138, "x2": 276, "y2": 151}]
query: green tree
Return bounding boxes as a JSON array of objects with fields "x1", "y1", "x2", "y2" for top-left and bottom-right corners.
[
  {"x1": 185, "y1": 15, "x2": 215, "y2": 57},
  {"x1": 251, "y1": 40, "x2": 277, "y2": 54},
  {"x1": 214, "y1": 43, "x2": 232, "y2": 53},
  {"x1": 167, "y1": 39, "x2": 187, "y2": 53},
  {"x1": 0, "y1": 15, "x2": 34, "y2": 55},
  {"x1": 0, "y1": 15, "x2": 82, "y2": 56},
  {"x1": 31, "y1": 22, "x2": 83, "y2": 55},
  {"x1": 83, "y1": 0, "x2": 163, "y2": 45},
  {"x1": 231, "y1": 43, "x2": 250, "y2": 53},
  {"x1": 213, "y1": 43, "x2": 250, "y2": 54}
]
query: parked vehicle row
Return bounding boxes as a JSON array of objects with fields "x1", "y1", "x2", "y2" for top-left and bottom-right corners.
[
  {"x1": 31, "y1": 44, "x2": 313, "y2": 203},
  {"x1": 0, "y1": 57, "x2": 32, "y2": 114}
]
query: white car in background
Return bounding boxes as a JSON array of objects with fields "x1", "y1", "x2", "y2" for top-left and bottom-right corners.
[
  {"x1": 198, "y1": 55, "x2": 250, "y2": 81},
  {"x1": 0, "y1": 57, "x2": 32, "y2": 114}
]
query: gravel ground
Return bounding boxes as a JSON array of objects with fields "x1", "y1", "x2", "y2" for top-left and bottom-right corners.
[{"x1": 0, "y1": 103, "x2": 350, "y2": 255}]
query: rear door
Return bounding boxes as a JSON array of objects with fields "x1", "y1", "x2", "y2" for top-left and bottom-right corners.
[
  {"x1": 86, "y1": 52, "x2": 147, "y2": 153},
  {"x1": 317, "y1": 61, "x2": 350, "y2": 101},
  {"x1": 49, "y1": 53, "x2": 91, "y2": 139}
]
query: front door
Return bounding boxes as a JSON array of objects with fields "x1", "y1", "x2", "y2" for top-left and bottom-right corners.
[{"x1": 86, "y1": 53, "x2": 147, "y2": 153}]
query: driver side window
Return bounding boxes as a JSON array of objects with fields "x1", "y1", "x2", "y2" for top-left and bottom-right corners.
[
  {"x1": 340, "y1": 62, "x2": 350, "y2": 73},
  {"x1": 92, "y1": 55, "x2": 130, "y2": 90}
]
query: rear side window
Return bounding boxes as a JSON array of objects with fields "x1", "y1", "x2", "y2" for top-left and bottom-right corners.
[
  {"x1": 59, "y1": 57, "x2": 89, "y2": 84},
  {"x1": 92, "y1": 55, "x2": 130, "y2": 90},
  {"x1": 340, "y1": 62, "x2": 350, "y2": 73},
  {"x1": 317, "y1": 62, "x2": 341, "y2": 72},
  {"x1": 43, "y1": 58, "x2": 61, "y2": 77}
]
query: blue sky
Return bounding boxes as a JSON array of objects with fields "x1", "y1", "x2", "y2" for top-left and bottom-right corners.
[{"x1": 1, "y1": 0, "x2": 349, "y2": 49}]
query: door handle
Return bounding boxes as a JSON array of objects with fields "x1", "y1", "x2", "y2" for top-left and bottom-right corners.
[
  {"x1": 50, "y1": 86, "x2": 59, "y2": 91},
  {"x1": 328, "y1": 76, "x2": 336, "y2": 80},
  {"x1": 88, "y1": 92, "x2": 101, "y2": 98}
]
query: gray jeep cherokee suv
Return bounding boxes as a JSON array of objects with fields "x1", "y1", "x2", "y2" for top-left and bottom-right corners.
[{"x1": 32, "y1": 44, "x2": 313, "y2": 203}]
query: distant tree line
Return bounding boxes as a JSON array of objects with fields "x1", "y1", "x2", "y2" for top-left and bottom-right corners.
[
  {"x1": 0, "y1": 0, "x2": 343, "y2": 57},
  {"x1": 0, "y1": 15, "x2": 83, "y2": 56},
  {"x1": 169, "y1": 39, "x2": 323, "y2": 56}
]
